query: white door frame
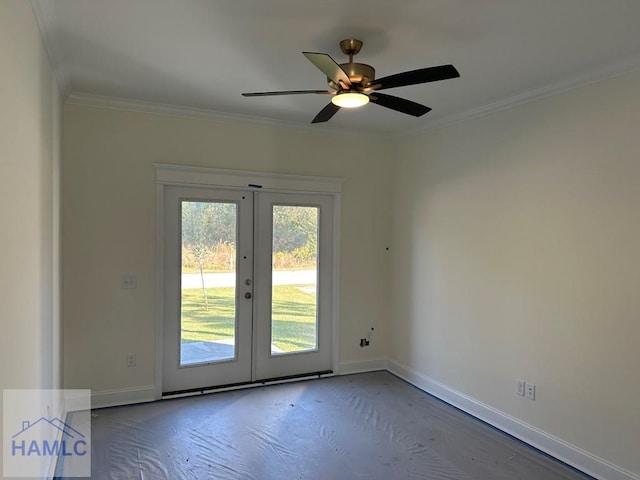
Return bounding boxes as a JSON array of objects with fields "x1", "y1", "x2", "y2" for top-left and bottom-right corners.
[{"x1": 153, "y1": 164, "x2": 343, "y2": 398}]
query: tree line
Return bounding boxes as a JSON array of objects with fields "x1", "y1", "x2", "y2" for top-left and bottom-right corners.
[{"x1": 182, "y1": 201, "x2": 318, "y2": 272}]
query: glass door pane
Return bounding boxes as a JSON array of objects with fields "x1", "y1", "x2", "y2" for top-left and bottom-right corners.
[
  {"x1": 271, "y1": 205, "x2": 319, "y2": 355},
  {"x1": 163, "y1": 186, "x2": 252, "y2": 394},
  {"x1": 180, "y1": 200, "x2": 237, "y2": 366}
]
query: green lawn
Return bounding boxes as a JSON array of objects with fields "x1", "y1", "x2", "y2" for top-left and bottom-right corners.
[{"x1": 181, "y1": 285, "x2": 317, "y2": 352}]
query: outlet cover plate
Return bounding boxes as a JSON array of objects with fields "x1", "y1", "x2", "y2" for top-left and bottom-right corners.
[
  {"x1": 126, "y1": 353, "x2": 137, "y2": 367},
  {"x1": 526, "y1": 383, "x2": 536, "y2": 400},
  {"x1": 121, "y1": 274, "x2": 138, "y2": 289}
]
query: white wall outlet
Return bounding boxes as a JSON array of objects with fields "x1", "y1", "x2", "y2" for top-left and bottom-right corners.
[
  {"x1": 121, "y1": 274, "x2": 137, "y2": 289},
  {"x1": 516, "y1": 379, "x2": 526, "y2": 396},
  {"x1": 526, "y1": 383, "x2": 536, "y2": 400},
  {"x1": 126, "y1": 353, "x2": 137, "y2": 367}
]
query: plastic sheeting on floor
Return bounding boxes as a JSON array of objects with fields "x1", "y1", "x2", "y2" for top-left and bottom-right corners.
[{"x1": 87, "y1": 372, "x2": 592, "y2": 479}]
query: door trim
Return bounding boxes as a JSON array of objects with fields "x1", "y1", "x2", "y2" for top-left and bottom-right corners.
[
  {"x1": 154, "y1": 163, "x2": 344, "y2": 193},
  {"x1": 153, "y1": 164, "x2": 343, "y2": 399}
]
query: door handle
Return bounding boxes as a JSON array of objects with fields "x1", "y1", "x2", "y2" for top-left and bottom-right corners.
[{"x1": 244, "y1": 292, "x2": 252, "y2": 299}]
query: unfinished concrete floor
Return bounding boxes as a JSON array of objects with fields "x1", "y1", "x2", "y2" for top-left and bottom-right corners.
[{"x1": 86, "y1": 371, "x2": 593, "y2": 479}]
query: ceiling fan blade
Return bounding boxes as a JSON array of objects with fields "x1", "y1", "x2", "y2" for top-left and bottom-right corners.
[
  {"x1": 242, "y1": 90, "x2": 331, "y2": 97},
  {"x1": 303, "y1": 52, "x2": 352, "y2": 88},
  {"x1": 311, "y1": 102, "x2": 341, "y2": 123},
  {"x1": 369, "y1": 92, "x2": 431, "y2": 117},
  {"x1": 370, "y1": 64, "x2": 460, "y2": 91}
]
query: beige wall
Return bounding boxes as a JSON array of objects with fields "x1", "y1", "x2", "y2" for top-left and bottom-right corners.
[
  {"x1": 60, "y1": 32, "x2": 639, "y2": 478},
  {"x1": 0, "y1": 0, "x2": 62, "y2": 472},
  {"x1": 390, "y1": 71, "x2": 640, "y2": 475},
  {"x1": 62, "y1": 106, "x2": 391, "y2": 394}
]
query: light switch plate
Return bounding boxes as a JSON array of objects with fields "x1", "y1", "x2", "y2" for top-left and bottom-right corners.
[{"x1": 516, "y1": 379, "x2": 525, "y2": 396}]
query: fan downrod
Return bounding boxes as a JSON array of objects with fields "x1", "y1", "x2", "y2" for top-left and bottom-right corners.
[
  {"x1": 339, "y1": 38, "x2": 363, "y2": 61},
  {"x1": 327, "y1": 38, "x2": 375, "y2": 90}
]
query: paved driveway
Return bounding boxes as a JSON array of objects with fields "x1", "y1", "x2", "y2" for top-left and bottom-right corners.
[{"x1": 182, "y1": 269, "x2": 316, "y2": 288}]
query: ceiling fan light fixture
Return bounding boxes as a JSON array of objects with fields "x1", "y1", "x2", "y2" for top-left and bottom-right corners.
[
  {"x1": 331, "y1": 92, "x2": 369, "y2": 108},
  {"x1": 243, "y1": 39, "x2": 460, "y2": 123}
]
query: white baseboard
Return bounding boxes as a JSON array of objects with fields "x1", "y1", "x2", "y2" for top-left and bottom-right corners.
[
  {"x1": 387, "y1": 359, "x2": 639, "y2": 480},
  {"x1": 91, "y1": 385, "x2": 157, "y2": 409},
  {"x1": 63, "y1": 389, "x2": 91, "y2": 412},
  {"x1": 92, "y1": 364, "x2": 384, "y2": 409},
  {"x1": 339, "y1": 358, "x2": 387, "y2": 375},
  {"x1": 83, "y1": 364, "x2": 638, "y2": 480}
]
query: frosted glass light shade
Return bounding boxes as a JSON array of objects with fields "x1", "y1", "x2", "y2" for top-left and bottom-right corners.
[{"x1": 331, "y1": 92, "x2": 369, "y2": 108}]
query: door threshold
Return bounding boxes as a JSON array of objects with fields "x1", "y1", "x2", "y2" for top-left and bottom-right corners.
[{"x1": 162, "y1": 370, "x2": 334, "y2": 399}]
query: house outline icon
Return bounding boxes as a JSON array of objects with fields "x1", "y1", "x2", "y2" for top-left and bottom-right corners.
[{"x1": 12, "y1": 417, "x2": 85, "y2": 440}]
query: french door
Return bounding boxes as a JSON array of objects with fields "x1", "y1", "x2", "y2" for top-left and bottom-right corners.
[{"x1": 162, "y1": 186, "x2": 334, "y2": 394}]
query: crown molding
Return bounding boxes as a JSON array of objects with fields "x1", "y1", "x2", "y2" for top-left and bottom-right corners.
[
  {"x1": 67, "y1": 47, "x2": 640, "y2": 142},
  {"x1": 65, "y1": 92, "x2": 384, "y2": 139},
  {"x1": 62, "y1": 51, "x2": 640, "y2": 141},
  {"x1": 399, "y1": 51, "x2": 640, "y2": 139},
  {"x1": 30, "y1": 0, "x2": 70, "y2": 97}
]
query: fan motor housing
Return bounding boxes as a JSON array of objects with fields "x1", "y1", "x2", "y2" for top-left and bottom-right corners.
[{"x1": 328, "y1": 62, "x2": 375, "y2": 89}]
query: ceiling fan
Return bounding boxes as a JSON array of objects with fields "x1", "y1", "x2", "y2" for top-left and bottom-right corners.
[{"x1": 242, "y1": 38, "x2": 460, "y2": 124}]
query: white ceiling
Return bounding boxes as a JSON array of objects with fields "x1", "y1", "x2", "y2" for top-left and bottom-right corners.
[{"x1": 36, "y1": 0, "x2": 640, "y2": 135}]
